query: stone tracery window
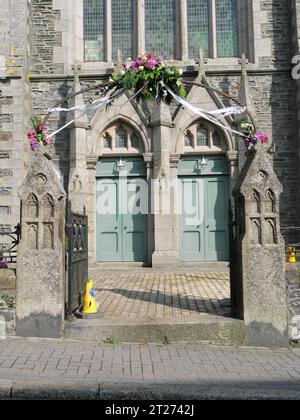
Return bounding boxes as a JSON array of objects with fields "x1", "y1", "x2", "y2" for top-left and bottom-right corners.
[
  {"x1": 101, "y1": 124, "x2": 143, "y2": 153},
  {"x1": 84, "y1": 0, "x2": 240, "y2": 62},
  {"x1": 183, "y1": 121, "x2": 226, "y2": 152}
]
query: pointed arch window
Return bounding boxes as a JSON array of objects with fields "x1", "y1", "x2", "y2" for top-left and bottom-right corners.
[
  {"x1": 185, "y1": 131, "x2": 194, "y2": 148},
  {"x1": 115, "y1": 127, "x2": 127, "y2": 148},
  {"x1": 197, "y1": 127, "x2": 209, "y2": 147},
  {"x1": 183, "y1": 121, "x2": 226, "y2": 152},
  {"x1": 101, "y1": 124, "x2": 143, "y2": 153}
]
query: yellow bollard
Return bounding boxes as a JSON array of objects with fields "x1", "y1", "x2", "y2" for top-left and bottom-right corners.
[
  {"x1": 81, "y1": 279, "x2": 97, "y2": 314},
  {"x1": 287, "y1": 247, "x2": 297, "y2": 264}
]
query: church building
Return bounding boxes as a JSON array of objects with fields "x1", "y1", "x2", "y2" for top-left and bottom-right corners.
[{"x1": 0, "y1": 0, "x2": 299, "y2": 269}]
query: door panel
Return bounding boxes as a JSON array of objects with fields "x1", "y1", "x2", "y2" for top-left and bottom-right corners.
[
  {"x1": 96, "y1": 179, "x2": 122, "y2": 261},
  {"x1": 96, "y1": 177, "x2": 147, "y2": 262},
  {"x1": 205, "y1": 177, "x2": 229, "y2": 261},
  {"x1": 180, "y1": 178, "x2": 205, "y2": 261},
  {"x1": 180, "y1": 175, "x2": 229, "y2": 262},
  {"x1": 123, "y1": 178, "x2": 148, "y2": 262}
]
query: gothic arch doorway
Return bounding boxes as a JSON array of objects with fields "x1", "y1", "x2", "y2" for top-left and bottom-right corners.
[
  {"x1": 95, "y1": 122, "x2": 149, "y2": 263},
  {"x1": 178, "y1": 120, "x2": 231, "y2": 262}
]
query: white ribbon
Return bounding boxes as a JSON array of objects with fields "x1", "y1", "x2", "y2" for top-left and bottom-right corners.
[
  {"x1": 47, "y1": 83, "x2": 247, "y2": 140},
  {"x1": 164, "y1": 85, "x2": 247, "y2": 138},
  {"x1": 48, "y1": 89, "x2": 125, "y2": 139}
]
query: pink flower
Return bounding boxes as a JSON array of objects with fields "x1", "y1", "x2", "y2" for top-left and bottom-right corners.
[
  {"x1": 147, "y1": 53, "x2": 153, "y2": 60},
  {"x1": 146, "y1": 59, "x2": 158, "y2": 70},
  {"x1": 27, "y1": 130, "x2": 36, "y2": 139},
  {"x1": 258, "y1": 132, "x2": 268, "y2": 143},
  {"x1": 38, "y1": 124, "x2": 46, "y2": 132},
  {"x1": 130, "y1": 57, "x2": 143, "y2": 71},
  {"x1": 30, "y1": 138, "x2": 39, "y2": 151},
  {"x1": 157, "y1": 55, "x2": 165, "y2": 63}
]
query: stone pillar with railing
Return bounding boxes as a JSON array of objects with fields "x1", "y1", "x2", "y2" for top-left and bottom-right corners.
[
  {"x1": 231, "y1": 143, "x2": 288, "y2": 347},
  {"x1": 16, "y1": 150, "x2": 66, "y2": 338}
]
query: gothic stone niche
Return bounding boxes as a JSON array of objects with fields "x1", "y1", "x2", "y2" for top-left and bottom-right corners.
[
  {"x1": 26, "y1": 223, "x2": 38, "y2": 250},
  {"x1": 71, "y1": 175, "x2": 82, "y2": 193},
  {"x1": 25, "y1": 193, "x2": 38, "y2": 219},
  {"x1": 250, "y1": 218, "x2": 262, "y2": 245},
  {"x1": 252, "y1": 189, "x2": 261, "y2": 214},
  {"x1": 42, "y1": 223, "x2": 54, "y2": 250},
  {"x1": 265, "y1": 218, "x2": 277, "y2": 245},
  {"x1": 42, "y1": 194, "x2": 54, "y2": 219},
  {"x1": 265, "y1": 189, "x2": 276, "y2": 214}
]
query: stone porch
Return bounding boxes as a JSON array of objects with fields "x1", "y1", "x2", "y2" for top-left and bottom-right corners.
[
  {"x1": 63, "y1": 269, "x2": 245, "y2": 346},
  {"x1": 92, "y1": 270, "x2": 231, "y2": 319}
]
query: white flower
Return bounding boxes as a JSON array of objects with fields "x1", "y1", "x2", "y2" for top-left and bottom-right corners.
[
  {"x1": 178, "y1": 68, "x2": 183, "y2": 76},
  {"x1": 139, "y1": 66, "x2": 144, "y2": 71},
  {"x1": 120, "y1": 69, "x2": 125, "y2": 76},
  {"x1": 109, "y1": 77, "x2": 114, "y2": 83}
]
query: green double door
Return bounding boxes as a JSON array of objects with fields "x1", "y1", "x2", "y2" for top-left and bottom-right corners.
[
  {"x1": 96, "y1": 158, "x2": 148, "y2": 262},
  {"x1": 180, "y1": 175, "x2": 229, "y2": 262}
]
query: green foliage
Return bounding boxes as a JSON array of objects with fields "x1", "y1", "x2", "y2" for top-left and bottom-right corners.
[
  {"x1": 162, "y1": 335, "x2": 171, "y2": 345},
  {"x1": 110, "y1": 60, "x2": 187, "y2": 104},
  {"x1": 104, "y1": 336, "x2": 120, "y2": 345}
]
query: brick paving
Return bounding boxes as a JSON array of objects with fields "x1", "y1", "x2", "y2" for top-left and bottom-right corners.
[
  {"x1": 0, "y1": 338, "x2": 300, "y2": 389},
  {"x1": 92, "y1": 271, "x2": 231, "y2": 318}
]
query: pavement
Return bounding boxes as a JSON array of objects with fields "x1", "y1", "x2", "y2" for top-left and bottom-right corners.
[
  {"x1": 0, "y1": 337, "x2": 300, "y2": 399},
  {"x1": 92, "y1": 271, "x2": 231, "y2": 318}
]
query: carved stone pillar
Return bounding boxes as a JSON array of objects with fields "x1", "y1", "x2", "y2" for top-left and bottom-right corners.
[
  {"x1": 231, "y1": 144, "x2": 288, "y2": 347},
  {"x1": 16, "y1": 152, "x2": 66, "y2": 338},
  {"x1": 150, "y1": 101, "x2": 179, "y2": 269},
  {"x1": 68, "y1": 62, "x2": 88, "y2": 214}
]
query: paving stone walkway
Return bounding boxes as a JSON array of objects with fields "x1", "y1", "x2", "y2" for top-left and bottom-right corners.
[
  {"x1": 92, "y1": 271, "x2": 231, "y2": 318},
  {"x1": 0, "y1": 338, "x2": 300, "y2": 399}
]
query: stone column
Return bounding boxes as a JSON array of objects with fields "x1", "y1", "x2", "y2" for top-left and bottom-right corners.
[
  {"x1": 231, "y1": 144, "x2": 288, "y2": 347},
  {"x1": 179, "y1": 0, "x2": 189, "y2": 61},
  {"x1": 105, "y1": 0, "x2": 112, "y2": 62},
  {"x1": 150, "y1": 101, "x2": 179, "y2": 269},
  {"x1": 68, "y1": 63, "x2": 88, "y2": 214},
  {"x1": 136, "y1": 0, "x2": 145, "y2": 54},
  {"x1": 16, "y1": 151, "x2": 66, "y2": 338},
  {"x1": 143, "y1": 152, "x2": 154, "y2": 264},
  {"x1": 86, "y1": 155, "x2": 98, "y2": 263}
]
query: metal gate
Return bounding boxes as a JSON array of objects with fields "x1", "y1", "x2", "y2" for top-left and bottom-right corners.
[
  {"x1": 0, "y1": 224, "x2": 21, "y2": 266},
  {"x1": 66, "y1": 201, "x2": 88, "y2": 319}
]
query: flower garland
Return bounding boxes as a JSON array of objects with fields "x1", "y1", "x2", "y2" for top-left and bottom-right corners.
[
  {"x1": 27, "y1": 116, "x2": 50, "y2": 151},
  {"x1": 240, "y1": 121, "x2": 269, "y2": 150},
  {"x1": 109, "y1": 53, "x2": 187, "y2": 104},
  {"x1": 26, "y1": 53, "x2": 269, "y2": 153}
]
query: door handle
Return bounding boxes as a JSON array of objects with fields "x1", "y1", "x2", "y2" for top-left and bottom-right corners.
[
  {"x1": 206, "y1": 225, "x2": 210, "y2": 229},
  {"x1": 124, "y1": 226, "x2": 128, "y2": 230}
]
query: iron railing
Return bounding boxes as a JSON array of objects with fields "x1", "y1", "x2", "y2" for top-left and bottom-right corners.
[
  {"x1": 281, "y1": 226, "x2": 300, "y2": 262},
  {"x1": 66, "y1": 202, "x2": 88, "y2": 319},
  {"x1": 0, "y1": 224, "x2": 21, "y2": 265}
]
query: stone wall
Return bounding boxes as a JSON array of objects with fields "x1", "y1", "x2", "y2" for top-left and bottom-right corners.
[
  {"x1": 0, "y1": 269, "x2": 16, "y2": 337},
  {"x1": 0, "y1": 0, "x2": 32, "y2": 242},
  {"x1": 31, "y1": 0, "x2": 62, "y2": 74}
]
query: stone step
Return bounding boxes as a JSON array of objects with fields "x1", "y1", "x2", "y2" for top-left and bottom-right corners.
[
  {"x1": 64, "y1": 315, "x2": 245, "y2": 346},
  {"x1": 89, "y1": 262, "x2": 230, "y2": 273}
]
